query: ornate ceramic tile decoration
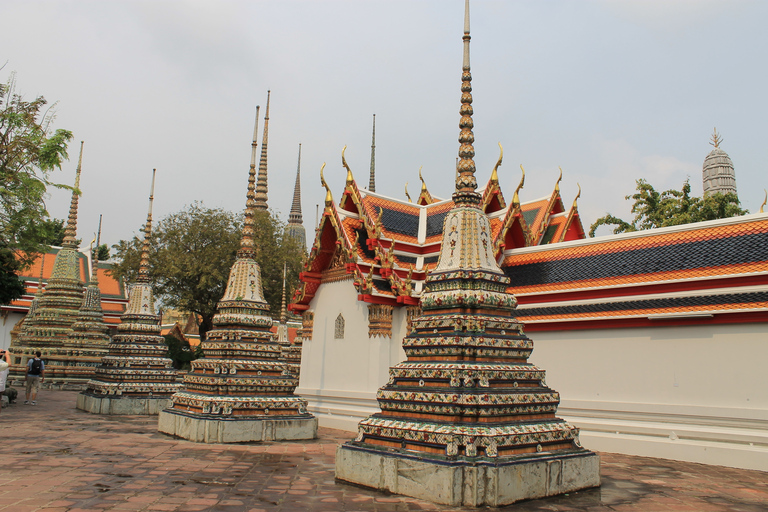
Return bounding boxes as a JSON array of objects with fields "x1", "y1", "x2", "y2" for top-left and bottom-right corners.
[
  {"x1": 80, "y1": 170, "x2": 182, "y2": 403},
  {"x1": 368, "y1": 304, "x2": 394, "y2": 338},
  {"x1": 11, "y1": 143, "x2": 110, "y2": 388},
  {"x1": 335, "y1": 2, "x2": 599, "y2": 505},
  {"x1": 157, "y1": 104, "x2": 314, "y2": 441}
]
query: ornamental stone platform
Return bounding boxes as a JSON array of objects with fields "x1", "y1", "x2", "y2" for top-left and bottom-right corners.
[{"x1": 337, "y1": 444, "x2": 599, "y2": 508}]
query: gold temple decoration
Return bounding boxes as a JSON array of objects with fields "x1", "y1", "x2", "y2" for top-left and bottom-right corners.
[
  {"x1": 555, "y1": 166, "x2": 563, "y2": 193},
  {"x1": 512, "y1": 165, "x2": 526, "y2": 206},
  {"x1": 760, "y1": 189, "x2": 767, "y2": 213},
  {"x1": 405, "y1": 182, "x2": 412, "y2": 203},
  {"x1": 320, "y1": 163, "x2": 333, "y2": 208},
  {"x1": 710, "y1": 127, "x2": 723, "y2": 148},
  {"x1": 573, "y1": 183, "x2": 582, "y2": 208},
  {"x1": 490, "y1": 142, "x2": 503, "y2": 185},
  {"x1": 342, "y1": 145, "x2": 355, "y2": 187},
  {"x1": 368, "y1": 304, "x2": 394, "y2": 339}
]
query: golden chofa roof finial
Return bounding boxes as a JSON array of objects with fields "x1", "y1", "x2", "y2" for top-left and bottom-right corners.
[
  {"x1": 320, "y1": 163, "x2": 333, "y2": 208},
  {"x1": 760, "y1": 189, "x2": 767, "y2": 213},
  {"x1": 405, "y1": 182, "x2": 412, "y2": 203},
  {"x1": 572, "y1": 183, "x2": 582, "y2": 208},
  {"x1": 342, "y1": 145, "x2": 354, "y2": 187},
  {"x1": 555, "y1": 166, "x2": 563, "y2": 193},
  {"x1": 513, "y1": 164, "x2": 526, "y2": 205},
  {"x1": 490, "y1": 142, "x2": 503, "y2": 185},
  {"x1": 710, "y1": 127, "x2": 723, "y2": 148},
  {"x1": 454, "y1": 0, "x2": 479, "y2": 206}
]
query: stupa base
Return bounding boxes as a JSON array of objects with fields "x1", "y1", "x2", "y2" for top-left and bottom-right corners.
[
  {"x1": 157, "y1": 409, "x2": 318, "y2": 443},
  {"x1": 76, "y1": 392, "x2": 172, "y2": 415},
  {"x1": 335, "y1": 443, "x2": 600, "y2": 508}
]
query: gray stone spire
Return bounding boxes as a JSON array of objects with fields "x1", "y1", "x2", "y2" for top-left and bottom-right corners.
[
  {"x1": 286, "y1": 143, "x2": 306, "y2": 249},
  {"x1": 254, "y1": 91, "x2": 271, "y2": 210},
  {"x1": 369, "y1": 114, "x2": 376, "y2": 192}
]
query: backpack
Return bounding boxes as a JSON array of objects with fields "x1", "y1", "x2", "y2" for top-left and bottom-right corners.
[{"x1": 29, "y1": 358, "x2": 42, "y2": 376}]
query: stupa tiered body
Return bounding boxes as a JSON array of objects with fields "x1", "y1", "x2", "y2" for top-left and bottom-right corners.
[
  {"x1": 11, "y1": 143, "x2": 103, "y2": 389},
  {"x1": 77, "y1": 171, "x2": 182, "y2": 414},
  {"x1": 158, "y1": 106, "x2": 317, "y2": 443},
  {"x1": 335, "y1": 3, "x2": 599, "y2": 506},
  {"x1": 65, "y1": 237, "x2": 110, "y2": 356}
]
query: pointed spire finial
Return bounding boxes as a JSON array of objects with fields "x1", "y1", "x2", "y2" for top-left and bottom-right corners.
[
  {"x1": 250, "y1": 105, "x2": 260, "y2": 168},
  {"x1": 289, "y1": 143, "x2": 303, "y2": 221},
  {"x1": 369, "y1": 114, "x2": 376, "y2": 192},
  {"x1": 239, "y1": 106, "x2": 260, "y2": 259},
  {"x1": 254, "y1": 91, "x2": 271, "y2": 210},
  {"x1": 137, "y1": 169, "x2": 156, "y2": 284},
  {"x1": 556, "y1": 166, "x2": 563, "y2": 192},
  {"x1": 419, "y1": 167, "x2": 427, "y2": 193},
  {"x1": 455, "y1": 0, "x2": 479, "y2": 205},
  {"x1": 280, "y1": 262, "x2": 288, "y2": 324},
  {"x1": 710, "y1": 127, "x2": 723, "y2": 149},
  {"x1": 36, "y1": 253, "x2": 46, "y2": 297},
  {"x1": 90, "y1": 214, "x2": 103, "y2": 284},
  {"x1": 62, "y1": 141, "x2": 84, "y2": 249},
  {"x1": 405, "y1": 182, "x2": 412, "y2": 203}
]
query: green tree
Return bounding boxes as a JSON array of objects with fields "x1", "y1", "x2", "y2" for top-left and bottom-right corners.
[
  {"x1": 163, "y1": 334, "x2": 203, "y2": 371},
  {"x1": 589, "y1": 179, "x2": 749, "y2": 236},
  {"x1": 96, "y1": 243, "x2": 109, "y2": 261},
  {"x1": 110, "y1": 203, "x2": 304, "y2": 341},
  {"x1": 0, "y1": 72, "x2": 73, "y2": 304}
]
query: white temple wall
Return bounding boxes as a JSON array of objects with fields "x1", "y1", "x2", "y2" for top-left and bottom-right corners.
[
  {"x1": 297, "y1": 279, "x2": 405, "y2": 431},
  {"x1": 0, "y1": 312, "x2": 23, "y2": 351},
  {"x1": 529, "y1": 323, "x2": 768, "y2": 472},
  {"x1": 298, "y1": 300, "x2": 768, "y2": 471}
]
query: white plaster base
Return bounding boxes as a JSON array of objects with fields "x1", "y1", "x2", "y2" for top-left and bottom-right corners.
[
  {"x1": 335, "y1": 444, "x2": 600, "y2": 508},
  {"x1": 76, "y1": 392, "x2": 172, "y2": 415},
  {"x1": 157, "y1": 409, "x2": 318, "y2": 443}
]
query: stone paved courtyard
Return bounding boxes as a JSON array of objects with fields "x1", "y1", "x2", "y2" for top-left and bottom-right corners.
[{"x1": 0, "y1": 390, "x2": 766, "y2": 512}]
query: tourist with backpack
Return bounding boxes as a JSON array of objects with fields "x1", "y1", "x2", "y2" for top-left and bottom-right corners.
[{"x1": 25, "y1": 351, "x2": 44, "y2": 405}]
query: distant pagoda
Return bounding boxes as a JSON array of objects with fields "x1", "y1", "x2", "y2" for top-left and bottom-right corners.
[
  {"x1": 335, "y1": 2, "x2": 600, "y2": 507},
  {"x1": 65, "y1": 216, "x2": 110, "y2": 357},
  {"x1": 285, "y1": 143, "x2": 306, "y2": 250},
  {"x1": 703, "y1": 128, "x2": 737, "y2": 197},
  {"x1": 77, "y1": 170, "x2": 182, "y2": 414},
  {"x1": 10, "y1": 142, "x2": 101, "y2": 389},
  {"x1": 158, "y1": 106, "x2": 317, "y2": 443}
]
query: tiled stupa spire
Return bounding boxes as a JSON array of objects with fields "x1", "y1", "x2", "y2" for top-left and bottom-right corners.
[
  {"x1": 254, "y1": 91, "x2": 271, "y2": 211},
  {"x1": 11, "y1": 142, "x2": 97, "y2": 387},
  {"x1": 158, "y1": 106, "x2": 316, "y2": 443},
  {"x1": 703, "y1": 128, "x2": 737, "y2": 197},
  {"x1": 78, "y1": 170, "x2": 182, "y2": 415},
  {"x1": 369, "y1": 113, "x2": 376, "y2": 192},
  {"x1": 66, "y1": 215, "x2": 110, "y2": 355},
  {"x1": 335, "y1": 2, "x2": 599, "y2": 506},
  {"x1": 285, "y1": 143, "x2": 306, "y2": 249},
  {"x1": 276, "y1": 262, "x2": 300, "y2": 377}
]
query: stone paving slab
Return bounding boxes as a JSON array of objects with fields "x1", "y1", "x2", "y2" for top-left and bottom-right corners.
[{"x1": 0, "y1": 390, "x2": 765, "y2": 512}]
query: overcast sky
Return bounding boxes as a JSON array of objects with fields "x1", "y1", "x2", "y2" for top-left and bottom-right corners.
[{"x1": 3, "y1": 0, "x2": 767, "y2": 248}]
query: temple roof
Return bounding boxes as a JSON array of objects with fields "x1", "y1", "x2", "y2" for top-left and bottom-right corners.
[
  {"x1": 290, "y1": 167, "x2": 584, "y2": 310},
  {"x1": 290, "y1": 167, "x2": 765, "y2": 331},
  {"x1": 3, "y1": 247, "x2": 128, "y2": 325}
]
